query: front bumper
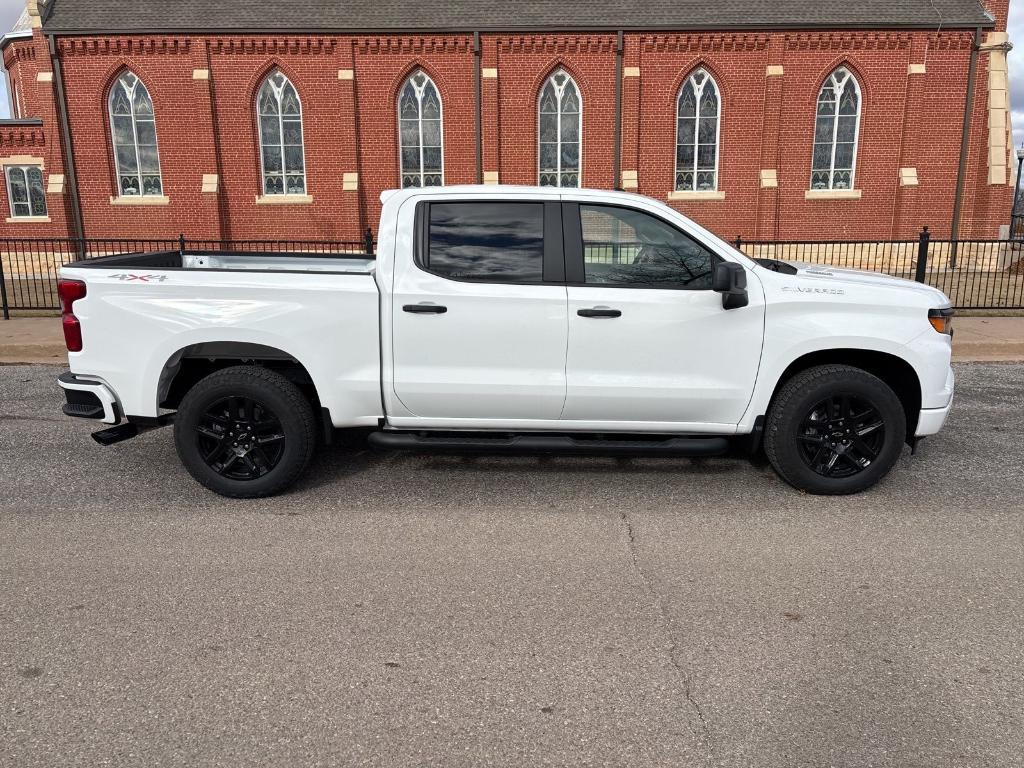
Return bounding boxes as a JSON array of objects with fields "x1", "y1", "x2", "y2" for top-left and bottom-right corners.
[
  {"x1": 57, "y1": 372, "x2": 121, "y2": 424},
  {"x1": 916, "y1": 366, "x2": 954, "y2": 437},
  {"x1": 916, "y1": 401, "x2": 952, "y2": 436}
]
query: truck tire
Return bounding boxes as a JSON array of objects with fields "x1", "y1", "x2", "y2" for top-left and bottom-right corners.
[
  {"x1": 764, "y1": 364, "x2": 906, "y2": 495},
  {"x1": 174, "y1": 365, "x2": 316, "y2": 498}
]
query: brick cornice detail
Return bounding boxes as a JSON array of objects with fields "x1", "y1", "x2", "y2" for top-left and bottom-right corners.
[
  {"x1": 924, "y1": 32, "x2": 976, "y2": 50},
  {"x1": 782, "y1": 32, "x2": 919, "y2": 51},
  {"x1": 640, "y1": 34, "x2": 769, "y2": 53},
  {"x1": 497, "y1": 35, "x2": 616, "y2": 54},
  {"x1": 48, "y1": 29, "x2": 974, "y2": 58},
  {"x1": 0, "y1": 126, "x2": 47, "y2": 148},
  {"x1": 5, "y1": 44, "x2": 37, "y2": 67},
  {"x1": 211, "y1": 37, "x2": 337, "y2": 54},
  {"x1": 59, "y1": 37, "x2": 191, "y2": 56},
  {"x1": 354, "y1": 36, "x2": 472, "y2": 54}
]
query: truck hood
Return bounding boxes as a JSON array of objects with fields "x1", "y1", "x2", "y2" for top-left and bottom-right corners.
[{"x1": 777, "y1": 261, "x2": 951, "y2": 306}]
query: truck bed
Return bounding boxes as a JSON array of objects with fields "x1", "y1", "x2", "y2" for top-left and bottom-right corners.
[
  {"x1": 59, "y1": 247, "x2": 383, "y2": 426},
  {"x1": 69, "y1": 249, "x2": 375, "y2": 275}
]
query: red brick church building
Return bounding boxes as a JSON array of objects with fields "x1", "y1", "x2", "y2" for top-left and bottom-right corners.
[{"x1": 0, "y1": 0, "x2": 1016, "y2": 244}]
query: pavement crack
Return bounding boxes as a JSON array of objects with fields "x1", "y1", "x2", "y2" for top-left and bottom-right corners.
[
  {"x1": 619, "y1": 510, "x2": 714, "y2": 762},
  {"x1": 683, "y1": 675, "x2": 713, "y2": 751},
  {"x1": 620, "y1": 509, "x2": 641, "y2": 568}
]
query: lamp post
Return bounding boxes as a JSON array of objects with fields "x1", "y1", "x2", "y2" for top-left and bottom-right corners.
[{"x1": 1013, "y1": 143, "x2": 1024, "y2": 238}]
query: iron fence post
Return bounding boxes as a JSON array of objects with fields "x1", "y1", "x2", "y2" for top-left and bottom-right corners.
[
  {"x1": 1011, "y1": 148, "x2": 1023, "y2": 228},
  {"x1": 734, "y1": 234, "x2": 742, "y2": 251},
  {"x1": 914, "y1": 226, "x2": 930, "y2": 283},
  {"x1": 178, "y1": 233, "x2": 186, "y2": 255},
  {"x1": 364, "y1": 228, "x2": 374, "y2": 255},
  {"x1": 0, "y1": 251, "x2": 9, "y2": 320}
]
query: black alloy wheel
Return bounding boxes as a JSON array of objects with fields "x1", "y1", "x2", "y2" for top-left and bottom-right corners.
[
  {"x1": 796, "y1": 395, "x2": 886, "y2": 478},
  {"x1": 174, "y1": 365, "x2": 316, "y2": 498},
  {"x1": 764, "y1": 364, "x2": 906, "y2": 495},
  {"x1": 195, "y1": 396, "x2": 286, "y2": 480}
]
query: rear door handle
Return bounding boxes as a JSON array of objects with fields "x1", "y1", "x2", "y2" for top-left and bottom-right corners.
[
  {"x1": 577, "y1": 307, "x2": 622, "y2": 318},
  {"x1": 403, "y1": 303, "x2": 448, "y2": 314}
]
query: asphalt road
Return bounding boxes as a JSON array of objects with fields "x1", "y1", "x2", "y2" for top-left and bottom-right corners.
[{"x1": 1, "y1": 363, "x2": 1022, "y2": 768}]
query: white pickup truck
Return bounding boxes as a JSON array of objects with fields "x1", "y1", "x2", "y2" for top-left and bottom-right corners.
[{"x1": 57, "y1": 185, "x2": 954, "y2": 497}]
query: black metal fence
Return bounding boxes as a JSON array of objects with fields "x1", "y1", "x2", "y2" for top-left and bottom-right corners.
[
  {"x1": 0, "y1": 231, "x2": 374, "y2": 318},
  {"x1": 736, "y1": 228, "x2": 1024, "y2": 310},
  {"x1": 1011, "y1": 214, "x2": 1024, "y2": 240},
  {"x1": 2, "y1": 228, "x2": 1023, "y2": 317}
]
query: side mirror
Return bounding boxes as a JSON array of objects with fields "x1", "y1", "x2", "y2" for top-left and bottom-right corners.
[{"x1": 712, "y1": 261, "x2": 749, "y2": 310}]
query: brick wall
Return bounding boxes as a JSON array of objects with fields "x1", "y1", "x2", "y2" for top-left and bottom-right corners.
[
  {"x1": 1, "y1": 32, "x2": 74, "y2": 238},
  {"x1": 0, "y1": 24, "x2": 1014, "y2": 243},
  {"x1": 492, "y1": 35, "x2": 618, "y2": 191}
]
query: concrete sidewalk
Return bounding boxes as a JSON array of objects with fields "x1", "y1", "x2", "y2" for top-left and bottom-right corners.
[
  {"x1": 951, "y1": 316, "x2": 1024, "y2": 361},
  {"x1": 2, "y1": 315, "x2": 1023, "y2": 365},
  {"x1": 0, "y1": 317, "x2": 66, "y2": 365}
]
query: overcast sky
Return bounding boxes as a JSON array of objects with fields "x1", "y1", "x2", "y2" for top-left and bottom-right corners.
[
  {"x1": 0, "y1": 0, "x2": 1022, "y2": 144},
  {"x1": 1009, "y1": 0, "x2": 1024, "y2": 149},
  {"x1": 1, "y1": 0, "x2": 24, "y2": 119}
]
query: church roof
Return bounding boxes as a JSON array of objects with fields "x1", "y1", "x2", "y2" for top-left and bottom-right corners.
[
  {"x1": 10, "y1": 7, "x2": 33, "y2": 35},
  {"x1": 41, "y1": 0, "x2": 994, "y2": 34},
  {"x1": 0, "y1": 7, "x2": 34, "y2": 50}
]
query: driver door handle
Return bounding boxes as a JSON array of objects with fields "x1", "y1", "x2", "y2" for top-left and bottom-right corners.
[
  {"x1": 577, "y1": 307, "x2": 622, "y2": 318},
  {"x1": 403, "y1": 303, "x2": 448, "y2": 314}
]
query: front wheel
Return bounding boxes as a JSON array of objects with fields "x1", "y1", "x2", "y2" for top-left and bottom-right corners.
[
  {"x1": 174, "y1": 365, "x2": 316, "y2": 498},
  {"x1": 764, "y1": 365, "x2": 906, "y2": 495}
]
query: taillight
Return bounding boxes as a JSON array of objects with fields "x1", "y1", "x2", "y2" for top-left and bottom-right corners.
[{"x1": 58, "y1": 279, "x2": 87, "y2": 352}]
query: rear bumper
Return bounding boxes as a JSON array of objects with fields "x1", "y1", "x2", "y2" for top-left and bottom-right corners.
[{"x1": 57, "y1": 372, "x2": 121, "y2": 424}]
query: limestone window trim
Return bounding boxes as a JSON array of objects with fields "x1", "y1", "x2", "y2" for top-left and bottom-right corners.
[
  {"x1": 668, "y1": 190, "x2": 726, "y2": 201},
  {"x1": 110, "y1": 195, "x2": 170, "y2": 205},
  {"x1": 254, "y1": 194, "x2": 313, "y2": 205},
  {"x1": 804, "y1": 189, "x2": 862, "y2": 200}
]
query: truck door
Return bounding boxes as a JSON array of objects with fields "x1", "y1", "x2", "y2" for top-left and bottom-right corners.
[
  {"x1": 391, "y1": 198, "x2": 568, "y2": 420},
  {"x1": 560, "y1": 201, "x2": 764, "y2": 428}
]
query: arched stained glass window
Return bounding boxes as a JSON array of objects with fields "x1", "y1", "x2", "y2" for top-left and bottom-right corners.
[
  {"x1": 675, "y1": 69, "x2": 719, "y2": 191},
  {"x1": 399, "y1": 71, "x2": 443, "y2": 188},
  {"x1": 257, "y1": 70, "x2": 306, "y2": 196},
  {"x1": 109, "y1": 72, "x2": 163, "y2": 197},
  {"x1": 538, "y1": 69, "x2": 581, "y2": 188},
  {"x1": 811, "y1": 67, "x2": 861, "y2": 190}
]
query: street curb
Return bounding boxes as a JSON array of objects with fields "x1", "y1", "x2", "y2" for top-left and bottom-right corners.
[
  {"x1": 951, "y1": 346, "x2": 1024, "y2": 362},
  {"x1": 0, "y1": 342, "x2": 68, "y2": 364}
]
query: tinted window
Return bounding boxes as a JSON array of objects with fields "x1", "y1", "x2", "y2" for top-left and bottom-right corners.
[
  {"x1": 580, "y1": 204, "x2": 717, "y2": 289},
  {"x1": 427, "y1": 202, "x2": 544, "y2": 282}
]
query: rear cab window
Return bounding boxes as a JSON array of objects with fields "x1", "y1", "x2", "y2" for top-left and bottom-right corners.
[{"x1": 422, "y1": 202, "x2": 547, "y2": 283}]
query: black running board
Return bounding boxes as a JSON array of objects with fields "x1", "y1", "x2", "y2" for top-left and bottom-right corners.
[
  {"x1": 367, "y1": 431, "x2": 729, "y2": 457},
  {"x1": 92, "y1": 414, "x2": 175, "y2": 446}
]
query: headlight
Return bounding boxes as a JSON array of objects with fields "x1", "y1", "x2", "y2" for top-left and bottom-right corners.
[{"x1": 928, "y1": 307, "x2": 954, "y2": 336}]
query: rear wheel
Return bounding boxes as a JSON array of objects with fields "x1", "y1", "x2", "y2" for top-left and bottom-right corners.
[
  {"x1": 174, "y1": 366, "x2": 316, "y2": 498},
  {"x1": 764, "y1": 364, "x2": 906, "y2": 495}
]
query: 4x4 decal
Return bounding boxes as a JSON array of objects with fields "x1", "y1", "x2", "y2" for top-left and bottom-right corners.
[{"x1": 109, "y1": 273, "x2": 169, "y2": 282}]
